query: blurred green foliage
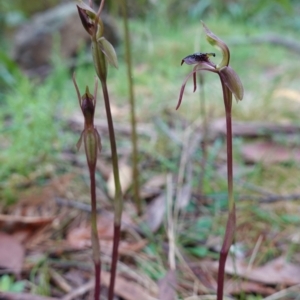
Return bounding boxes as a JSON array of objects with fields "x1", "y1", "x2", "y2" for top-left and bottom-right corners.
[
  {"x1": 0, "y1": 50, "x2": 21, "y2": 100},
  {"x1": 0, "y1": 53, "x2": 74, "y2": 204},
  {"x1": 0, "y1": 275, "x2": 25, "y2": 293},
  {"x1": 1, "y1": 0, "x2": 298, "y2": 27},
  {"x1": 1, "y1": 0, "x2": 60, "y2": 17},
  {"x1": 164, "y1": 0, "x2": 296, "y2": 24}
]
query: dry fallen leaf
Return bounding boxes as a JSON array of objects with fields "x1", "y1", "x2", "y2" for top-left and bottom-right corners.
[
  {"x1": 144, "y1": 193, "x2": 166, "y2": 232},
  {"x1": 0, "y1": 291, "x2": 59, "y2": 300},
  {"x1": 67, "y1": 214, "x2": 146, "y2": 255},
  {"x1": 176, "y1": 183, "x2": 192, "y2": 210},
  {"x1": 140, "y1": 174, "x2": 166, "y2": 198},
  {"x1": 107, "y1": 163, "x2": 132, "y2": 198},
  {"x1": 0, "y1": 214, "x2": 54, "y2": 244},
  {"x1": 0, "y1": 232, "x2": 24, "y2": 275},
  {"x1": 224, "y1": 279, "x2": 275, "y2": 296},
  {"x1": 210, "y1": 118, "x2": 300, "y2": 138},
  {"x1": 241, "y1": 141, "x2": 300, "y2": 164},
  {"x1": 212, "y1": 256, "x2": 300, "y2": 285},
  {"x1": 67, "y1": 215, "x2": 114, "y2": 249},
  {"x1": 158, "y1": 270, "x2": 177, "y2": 300},
  {"x1": 101, "y1": 271, "x2": 156, "y2": 300},
  {"x1": 64, "y1": 270, "x2": 156, "y2": 300}
]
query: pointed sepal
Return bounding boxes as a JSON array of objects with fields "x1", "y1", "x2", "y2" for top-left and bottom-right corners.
[{"x1": 202, "y1": 21, "x2": 230, "y2": 69}]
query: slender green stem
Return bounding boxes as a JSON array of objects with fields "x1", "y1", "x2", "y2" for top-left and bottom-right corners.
[
  {"x1": 216, "y1": 77, "x2": 236, "y2": 300},
  {"x1": 90, "y1": 167, "x2": 101, "y2": 300},
  {"x1": 119, "y1": 0, "x2": 141, "y2": 215}
]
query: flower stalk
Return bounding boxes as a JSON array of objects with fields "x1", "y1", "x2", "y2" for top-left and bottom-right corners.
[
  {"x1": 177, "y1": 22, "x2": 243, "y2": 300},
  {"x1": 76, "y1": 1, "x2": 123, "y2": 299}
]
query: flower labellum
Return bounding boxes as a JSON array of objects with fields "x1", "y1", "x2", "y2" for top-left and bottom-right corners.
[{"x1": 181, "y1": 52, "x2": 215, "y2": 65}]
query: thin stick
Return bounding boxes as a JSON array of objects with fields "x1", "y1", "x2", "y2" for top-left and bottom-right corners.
[
  {"x1": 119, "y1": 0, "x2": 141, "y2": 215},
  {"x1": 0, "y1": 292, "x2": 58, "y2": 300},
  {"x1": 62, "y1": 280, "x2": 94, "y2": 300},
  {"x1": 263, "y1": 284, "x2": 300, "y2": 300},
  {"x1": 167, "y1": 174, "x2": 176, "y2": 271}
]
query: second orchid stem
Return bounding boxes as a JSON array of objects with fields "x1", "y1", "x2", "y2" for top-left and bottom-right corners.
[
  {"x1": 216, "y1": 79, "x2": 236, "y2": 300},
  {"x1": 100, "y1": 81, "x2": 123, "y2": 300},
  {"x1": 90, "y1": 167, "x2": 101, "y2": 300}
]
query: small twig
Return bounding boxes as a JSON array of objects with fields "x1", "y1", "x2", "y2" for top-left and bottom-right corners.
[
  {"x1": 263, "y1": 284, "x2": 300, "y2": 300},
  {"x1": 0, "y1": 292, "x2": 58, "y2": 300},
  {"x1": 238, "y1": 180, "x2": 275, "y2": 196},
  {"x1": 195, "y1": 193, "x2": 300, "y2": 204},
  {"x1": 174, "y1": 246, "x2": 211, "y2": 293},
  {"x1": 166, "y1": 174, "x2": 176, "y2": 271},
  {"x1": 70, "y1": 116, "x2": 155, "y2": 139},
  {"x1": 62, "y1": 280, "x2": 94, "y2": 300},
  {"x1": 55, "y1": 197, "x2": 102, "y2": 213},
  {"x1": 119, "y1": 0, "x2": 141, "y2": 215},
  {"x1": 238, "y1": 193, "x2": 300, "y2": 203},
  {"x1": 246, "y1": 234, "x2": 263, "y2": 273},
  {"x1": 64, "y1": 271, "x2": 157, "y2": 300},
  {"x1": 185, "y1": 295, "x2": 233, "y2": 300},
  {"x1": 49, "y1": 268, "x2": 72, "y2": 293}
]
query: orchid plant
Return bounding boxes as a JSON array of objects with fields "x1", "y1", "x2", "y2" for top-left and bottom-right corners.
[
  {"x1": 73, "y1": 74, "x2": 102, "y2": 300},
  {"x1": 75, "y1": 1, "x2": 122, "y2": 299},
  {"x1": 177, "y1": 22, "x2": 244, "y2": 300}
]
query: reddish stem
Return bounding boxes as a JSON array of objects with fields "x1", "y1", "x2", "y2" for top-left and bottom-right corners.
[
  {"x1": 94, "y1": 260, "x2": 101, "y2": 300},
  {"x1": 90, "y1": 167, "x2": 101, "y2": 300},
  {"x1": 216, "y1": 207, "x2": 236, "y2": 299},
  {"x1": 108, "y1": 224, "x2": 121, "y2": 300},
  {"x1": 216, "y1": 78, "x2": 235, "y2": 300}
]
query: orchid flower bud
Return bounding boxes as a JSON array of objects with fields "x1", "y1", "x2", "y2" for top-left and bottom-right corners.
[
  {"x1": 73, "y1": 74, "x2": 101, "y2": 169},
  {"x1": 76, "y1": 0, "x2": 118, "y2": 80}
]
